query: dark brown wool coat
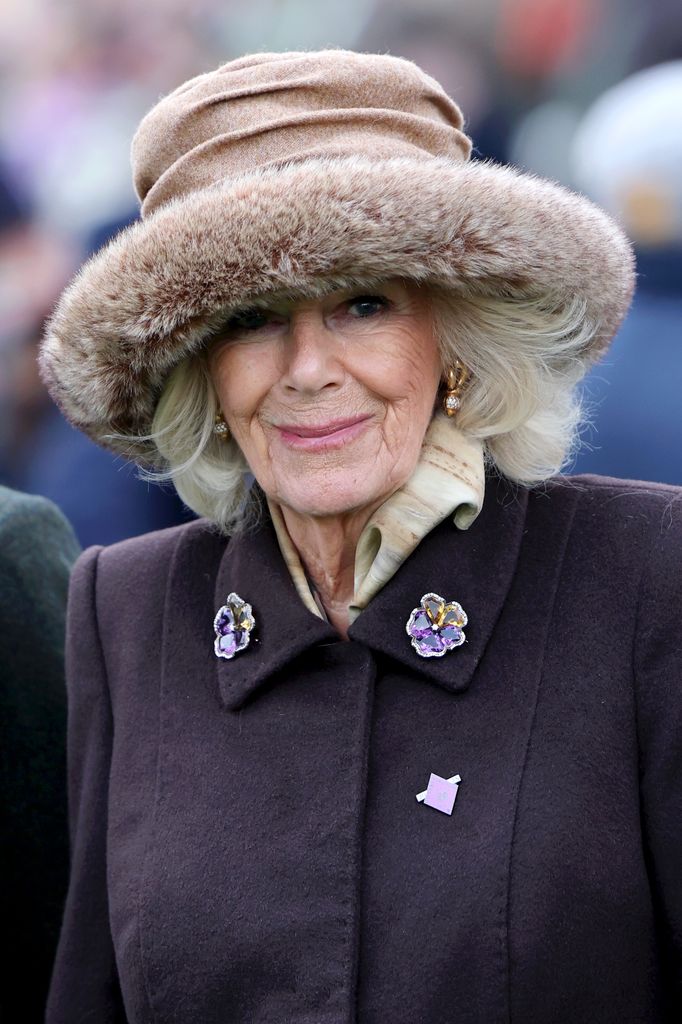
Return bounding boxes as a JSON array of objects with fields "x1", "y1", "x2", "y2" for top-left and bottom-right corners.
[{"x1": 47, "y1": 473, "x2": 682, "y2": 1024}]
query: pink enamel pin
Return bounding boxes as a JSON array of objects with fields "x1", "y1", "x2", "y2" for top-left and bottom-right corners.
[{"x1": 416, "y1": 773, "x2": 462, "y2": 815}]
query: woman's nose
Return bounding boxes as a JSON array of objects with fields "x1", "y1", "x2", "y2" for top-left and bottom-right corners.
[{"x1": 280, "y1": 313, "x2": 344, "y2": 394}]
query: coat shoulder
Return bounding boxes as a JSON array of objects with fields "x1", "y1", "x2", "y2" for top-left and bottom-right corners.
[
  {"x1": 87, "y1": 517, "x2": 228, "y2": 603},
  {"x1": 0, "y1": 485, "x2": 80, "y2": 560},
  {"x1": 0, "y1": 488, "x2": 80, "y2": 630},
  {"x1": 524, "y1": 473, "x2": 682, "y2": 599},
  {"x1": 529, "y1": 472, "x2": 682, "y2": 528}
]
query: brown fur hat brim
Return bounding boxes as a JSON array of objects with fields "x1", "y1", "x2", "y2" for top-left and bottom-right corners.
[{"x1": 39, "y1": 154, "x2": 635, "y2": 461}]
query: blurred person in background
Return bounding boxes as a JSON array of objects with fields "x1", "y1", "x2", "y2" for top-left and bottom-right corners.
[
  {"x1": 0, "y1": 197, "x2": 192, "y2": 546},
  {"x1": 0, "y1": 171, "x2": 74, "y2": 459},
  {"x1": 570, "y1": 60, "x2": 682, "y2": 483},
  {"x1": 0, "y1": 485, "x2": 80, "y2": 1023},
  {"x1": 0, "y1": 0, "x2": 211, "y2": 546},
  {"x1": 40, "y1": 50, "x2": 681, "y2": 1024}
]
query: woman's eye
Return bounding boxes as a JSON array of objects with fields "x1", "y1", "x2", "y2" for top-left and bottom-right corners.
[
  {"x1": 346, "y1": 295, "x2": 389, "y2": 318},
  {"x1": 226, "y1": 309, "x2": 271, "y2": 332}
]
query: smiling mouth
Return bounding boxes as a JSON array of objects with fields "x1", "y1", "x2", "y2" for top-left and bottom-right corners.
[{"x1": 275, "y1": 415, "x2": 373, "y2": 450}]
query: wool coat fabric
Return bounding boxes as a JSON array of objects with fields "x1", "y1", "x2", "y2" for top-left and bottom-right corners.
[
  {"x1": 0, "y1": 486, "x2": 80, "y2": 1023},
  {"x1": 47, "y1": 473, "x2": 682, "y2": 1024}
]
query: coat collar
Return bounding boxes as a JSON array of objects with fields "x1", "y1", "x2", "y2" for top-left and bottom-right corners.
[{"x1": 214, "y1": 475, "x2": 529, "y2": 711}]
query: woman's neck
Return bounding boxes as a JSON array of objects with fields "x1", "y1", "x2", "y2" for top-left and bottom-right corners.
[{"x1": 278, "y1": 503, "x2": 382, "y2": 638}]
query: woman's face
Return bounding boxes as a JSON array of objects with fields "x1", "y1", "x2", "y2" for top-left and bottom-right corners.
[{"x1": 207, "y1": 279, "x2": 442, "y2": 519}]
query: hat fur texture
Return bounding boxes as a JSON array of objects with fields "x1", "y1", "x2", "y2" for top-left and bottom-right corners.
[{"x1": 39, "y1": 51, "x2": 635, "y2": 459}]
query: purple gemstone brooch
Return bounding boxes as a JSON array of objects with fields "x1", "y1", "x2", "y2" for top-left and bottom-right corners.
[
  {"x1": 214, "y1": 592, "x2": 256, "y2": 660},
  {"x1": 406, "y1": 592, "x2": 467, "y2": 658}
]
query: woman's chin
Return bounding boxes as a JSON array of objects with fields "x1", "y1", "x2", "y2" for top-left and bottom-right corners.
[{"x1": 272, "y1": 471, "x2": 391, "y2": 520}]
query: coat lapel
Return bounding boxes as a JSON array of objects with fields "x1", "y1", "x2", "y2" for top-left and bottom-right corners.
[
  {"x1": 212, "y1": 475, "x2": 528, "y2": 711},
  {"x1": 213, "y1": 518, "x2": 338, "y2": 711},
  {"x1": 349, "y1": 474, "x2": 529, "y2": 692}
]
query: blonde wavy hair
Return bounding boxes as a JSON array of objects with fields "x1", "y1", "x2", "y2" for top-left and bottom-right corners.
[{"x1": 134, "y1": 286, "x2": 595, "y2": 534}]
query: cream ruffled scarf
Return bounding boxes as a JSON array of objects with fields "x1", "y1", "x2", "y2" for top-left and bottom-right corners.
[{"x1": 267, "y1": 413, "x2": 485, "y2": 624}]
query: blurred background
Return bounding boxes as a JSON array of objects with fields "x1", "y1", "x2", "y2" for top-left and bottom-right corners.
[{"x1": 0, "y1": 0, "x2": 680, "y2": 546}]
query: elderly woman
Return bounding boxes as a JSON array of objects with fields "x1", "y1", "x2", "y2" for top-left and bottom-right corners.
[{"x1": 41, "y1": 52, "x2": 681, "y2": 1024}]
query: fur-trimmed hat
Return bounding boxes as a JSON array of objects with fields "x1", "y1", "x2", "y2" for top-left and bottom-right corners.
[{"x1": 39, "y1": 49, "x2": 635, "y2": 461}]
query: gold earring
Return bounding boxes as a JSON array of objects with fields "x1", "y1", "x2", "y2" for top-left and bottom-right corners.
[
  {"x1": 443, "y1": 361, "x2": 469, "y2": 417},
  {"x1": 213, "y1": 410, "x2": 230, "y2": 440}
]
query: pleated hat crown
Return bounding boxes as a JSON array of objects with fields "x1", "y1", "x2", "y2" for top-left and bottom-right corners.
[{"x1": 132, "y1": 50, "x2": 472, "y2": 216}]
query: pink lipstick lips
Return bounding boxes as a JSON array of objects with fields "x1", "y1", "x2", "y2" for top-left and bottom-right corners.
[{"x1": 275, "y1": 415, "x2": 373, "y2": 451}]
